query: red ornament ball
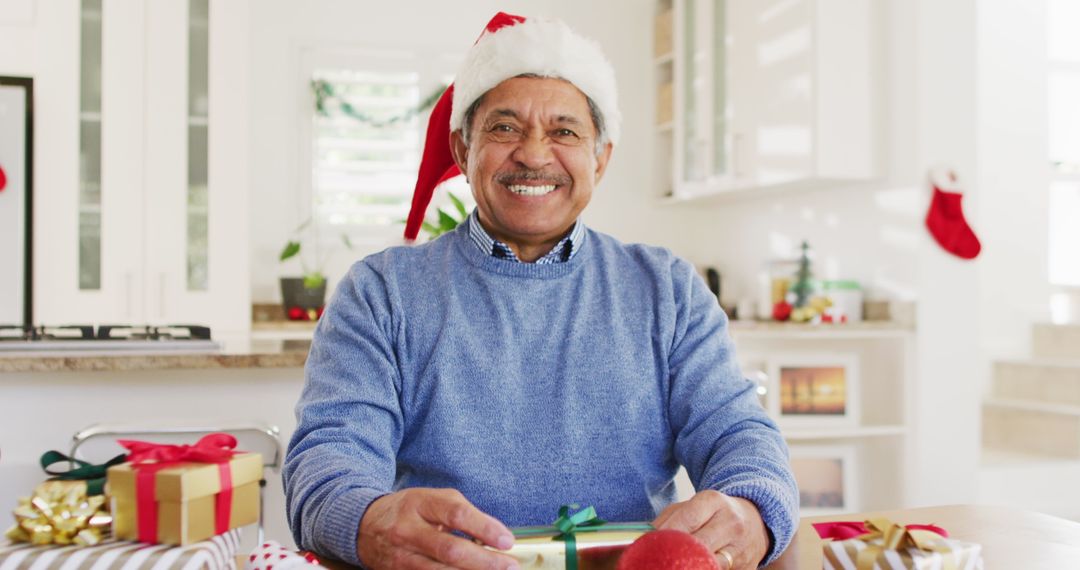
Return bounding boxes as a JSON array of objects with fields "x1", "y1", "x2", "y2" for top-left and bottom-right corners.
[
  {"x1": 286, "y1": 306, "x2": 305, "y2": 321},
  {"x1": 616, "y1": 530, "x2": 720, "y2": 570},
  {"x1": 772, "y1": 301, "x2": 793, "y2": 322}
]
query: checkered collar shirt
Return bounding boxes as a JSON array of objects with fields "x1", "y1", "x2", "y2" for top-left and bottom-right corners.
[{"x1": 466, "y1": 210, "x2": 584, "y2": 264}]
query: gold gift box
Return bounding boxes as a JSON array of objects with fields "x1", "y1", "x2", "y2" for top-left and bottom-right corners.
[
  {"x1": 823, "y1": 535, "x2": 984, "y2": 570},
  {"x1": 107, "y1": 452, "x2": 262, "y2": 545},
  {"x1": 504, "y1": 526, "x2": 650, "y2": 570}
]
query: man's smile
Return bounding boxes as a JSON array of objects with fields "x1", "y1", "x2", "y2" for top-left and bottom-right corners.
[{"x1": 506, "y1": 183, "x2": 558, "y2": 196}]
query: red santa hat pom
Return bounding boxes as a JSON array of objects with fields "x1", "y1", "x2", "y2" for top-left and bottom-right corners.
[
  {"x1": 616, "y1": 530, "x2": 721, "y2": 570},
  {"x1": 403, "y1": 12, "x2": 620, "y2": 240}
]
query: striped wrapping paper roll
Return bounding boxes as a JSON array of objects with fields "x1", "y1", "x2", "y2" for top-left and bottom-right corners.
[
  {"x1": 822, "y1": 536, "x2": 984, "y2": 570},
  {"x1": 0, "y1": 529, "x2": 241, "y2": 570}
]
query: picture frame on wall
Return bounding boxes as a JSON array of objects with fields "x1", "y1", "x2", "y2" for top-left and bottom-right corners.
[
  {"x1": 766, "y1": 352, "x2": 860, "y2": 428},
  {"x1": 790, "y1": 444, "x2": 859, "y2": 516}
]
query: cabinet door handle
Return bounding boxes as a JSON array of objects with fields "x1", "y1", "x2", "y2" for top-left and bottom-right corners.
[
  {"x1": 159, "y1": 273, "x2": 167, "y2": 319},
  {"x1": 733, "y1": 133, "x2": 744, "y2": 178},
  {"x1": 124, "y1": 273, "x2": 133, "y2": 320}
]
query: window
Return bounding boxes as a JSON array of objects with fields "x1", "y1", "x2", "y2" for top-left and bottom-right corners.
[
  {"x1": 311, "y1": 69, "x2": 423, "y2": 228},
  {"x1": 307, "y1": 55, "x2": 471, "y2": 251},
  {"x1": 1047, "y1": 0, "x2": 1080, "y2": 286}
]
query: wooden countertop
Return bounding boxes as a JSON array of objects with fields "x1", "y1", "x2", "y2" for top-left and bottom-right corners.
[
  {"x1": 764, "y1": 504, "x2": 1080, "y2": 568},
  {"x1": 302, "y1": 504, "x2": 1079, "y2": 569}
]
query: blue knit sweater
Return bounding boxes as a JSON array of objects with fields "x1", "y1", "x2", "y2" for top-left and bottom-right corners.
[{"x1": 283, "y1": 223, "x2": 798, "y2": 567}]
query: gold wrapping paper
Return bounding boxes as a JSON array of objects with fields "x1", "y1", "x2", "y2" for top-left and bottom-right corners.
[
  {"x1": 107, "y1": 452, "x2": 261, "y2": 545},
  {"x1": 4, "y1": 481, "x2": 112, "y2": 546},
  {"x1": 821, "y1": 519, "x2": 984, "y2": 570},
  {"x1": 502, "y1": 527, "x2": 649, "y2": 570}
]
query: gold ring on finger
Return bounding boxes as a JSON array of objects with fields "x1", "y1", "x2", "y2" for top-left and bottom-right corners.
[{"x1": 717, "y1": 547, "x2": 734, "y2": 570}]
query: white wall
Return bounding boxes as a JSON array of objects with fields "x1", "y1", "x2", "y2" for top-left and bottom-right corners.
[
  {"x1": 247, "y1": 0, "x2": 686, "y2": 302},
  {"x1": 976, "y1": 0, "x2": 1051, "y2": 361}
]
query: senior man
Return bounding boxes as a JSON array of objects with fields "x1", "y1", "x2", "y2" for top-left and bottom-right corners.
[{"x1": 284, "y1": 13, "x2": 798, "y2": 570}]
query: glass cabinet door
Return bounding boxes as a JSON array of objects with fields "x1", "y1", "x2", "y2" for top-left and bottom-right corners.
[
  {"x1": 79, "y1": 0, "x2": 103, "y2": 290},
  {"x1": 187, "y1": 0, "x2": 210, "y2": 291},
  {"x1": 679, "y1": 0, "x2": 729, "y2": 187}
]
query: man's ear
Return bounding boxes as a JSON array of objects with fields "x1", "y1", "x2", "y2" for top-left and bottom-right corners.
[
  {"x1": 450, "y1": 130, "x2": 469, "y2": 180},
  {"x1": 593, "y1": 142, "x2": 614, "y2": 183}
]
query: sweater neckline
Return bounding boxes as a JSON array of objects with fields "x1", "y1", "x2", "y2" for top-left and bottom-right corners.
[{"x1": 452, "y1": 222, "x2": 589, "y2": 279}]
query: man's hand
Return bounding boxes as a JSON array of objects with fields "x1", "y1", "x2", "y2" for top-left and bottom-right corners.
[
  {"x1": 357, "y1": 488, "x2": 520, "y2": 570},
  {"x1": 652, "y1": 491, "x2": 769, "y2": 570}
]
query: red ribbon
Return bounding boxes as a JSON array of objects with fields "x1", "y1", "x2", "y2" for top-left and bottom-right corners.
[
  {"x1": 118, "y1": 433, "x2": 239, "y2": 543},
  {"x1": 812, "y1": 521, "x2": 949, "y2": 541}
]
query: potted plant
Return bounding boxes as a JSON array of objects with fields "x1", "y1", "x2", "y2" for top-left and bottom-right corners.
[
  {"x1": 420, "y1": 192, "x2": 470, "y2": 239},
  {"x1": 278, "y1": 219, "x2": 351, "y2": 320}
]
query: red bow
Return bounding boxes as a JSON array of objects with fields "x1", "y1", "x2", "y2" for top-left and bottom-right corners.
[
  {"x1": 813, "y1": 521, "x2": 949, "y2": 541},
  {"x1": 119, "y1": 432, "x2": 238, "y2": 465},
  {"x1": 118, "y1": 433, "x2": 240, "y2": 543}
]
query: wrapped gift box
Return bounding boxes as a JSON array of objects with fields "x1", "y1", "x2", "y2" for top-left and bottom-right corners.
[
  {"x1": 818, "y1": 519, "x2": 984, "y2": 570},
  {"x1": 505, "y1": 524, "x2": 651, "y2": 570},
  {"x1": 108, "y1": 453, "x2": 261, "y2": 545},
  {"x1": 0, "y1": 528, "x2": 242, "y2": 570}
]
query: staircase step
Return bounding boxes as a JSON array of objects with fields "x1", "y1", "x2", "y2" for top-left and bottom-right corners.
[
  {"x1": 982, "y1": 399, "x2": 1080, "y2": 458},
  {"x1": 978, "y1": 450, "x2": 1080, "y2": 521},
  {"x1": 1033, "y1": 323, "x2": 1080, "y2": 360},
  {"x1": 992, "y1": 360, "x2": 1080, "y2": 405}
]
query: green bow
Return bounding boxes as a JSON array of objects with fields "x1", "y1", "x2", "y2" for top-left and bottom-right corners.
[
  {"x1": 40, "y1": 451, "x2": 127, "y2": 496},
  {"x1": 513, "y1": 505, "x2": 653, "y2": 570}
]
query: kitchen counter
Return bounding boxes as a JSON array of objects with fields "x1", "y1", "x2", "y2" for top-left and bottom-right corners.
[{"x1": 0, "y1": 339, "x2": 310, "y2": 372}]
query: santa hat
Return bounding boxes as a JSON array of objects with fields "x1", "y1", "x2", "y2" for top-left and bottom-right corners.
[{"x1": 403, "y1": 12, "x2": 621, "y2": 241}]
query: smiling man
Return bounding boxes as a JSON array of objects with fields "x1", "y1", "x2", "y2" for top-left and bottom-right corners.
[{"x1": 284, "y1": 13, "x2": 798, "y2": 570}]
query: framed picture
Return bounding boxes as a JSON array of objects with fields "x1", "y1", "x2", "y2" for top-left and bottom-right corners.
[
  {"x1": 0, "y1": 76, "x2": 33, "y2": 327},
  {"x1": 790, "y1": 444, "x2": 859, "y2": 515},
  {"x1": 767, "y1": 352, "x2": 859, "y2": 428}
]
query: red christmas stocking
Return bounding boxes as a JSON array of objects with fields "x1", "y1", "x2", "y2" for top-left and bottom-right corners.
[
  {"x1": 0, "y1": 163, "x2": 7, "y2": 192},
  {"x1": 925, "y1": 169, "x2": 981, "y2": 260}
]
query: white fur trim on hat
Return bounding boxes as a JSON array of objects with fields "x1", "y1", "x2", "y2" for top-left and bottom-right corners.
[{"x1": 449, "y1": 17, "x2": 621, "y2": 145}]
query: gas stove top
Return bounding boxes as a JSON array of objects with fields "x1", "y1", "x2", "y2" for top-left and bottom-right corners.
[{"x1": 0, "y1": 324, "x2": 220, "y2": 353}]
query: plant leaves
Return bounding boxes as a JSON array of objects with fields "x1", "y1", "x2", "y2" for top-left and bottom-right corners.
[
  {"x1": 280, "y1": 241, "x2": 301, "y2": 262},
  {"x1": 341, "y1": 233, "x2": 353, "y2": 250},
  {"x1": 437, "y1": 208, "x2": 458, "y2": 232},
  {"x1": 303, "y1": 272, "x2": 326, "y2": 289},
  {"x1": 448, "y1": 192, "x2": 468, "y2": 219},
  {"x1": 422, "y1": 221, "x2": 440, "y2": 237}
]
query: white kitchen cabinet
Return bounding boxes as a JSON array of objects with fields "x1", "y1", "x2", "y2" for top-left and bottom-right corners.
[
  {"x1": 35, "y1": 0, "x2": 250, "y2": 336},
  {"x1": 655, "y1": 0, "x2": 879, "y2": 202}
]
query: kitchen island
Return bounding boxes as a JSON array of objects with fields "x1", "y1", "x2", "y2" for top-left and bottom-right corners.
[{"x1": 0, "y1": 337, "x2": 310, "y2": 549}]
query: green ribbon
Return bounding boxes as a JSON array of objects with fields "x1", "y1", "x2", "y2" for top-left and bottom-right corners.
[
  {"x1": 40, "y1": 451, "x2": 127, "y2": 496},
  {"x1": 512, "y1": 505, "x2": 654, "y2": 570}
]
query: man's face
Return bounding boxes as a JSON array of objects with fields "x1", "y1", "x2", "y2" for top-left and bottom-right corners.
[{"x1": 450, "y1": 76, "x2": 613, "y2": 251}]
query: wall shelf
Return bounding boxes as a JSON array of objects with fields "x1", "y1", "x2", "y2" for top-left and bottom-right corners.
[{"x1": 783, "y1": 424, "x2": 907, "y2": 441}]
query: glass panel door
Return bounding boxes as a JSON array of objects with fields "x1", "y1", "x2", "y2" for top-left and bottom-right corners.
[
  {"x1": 79, "y1": 0, "x2": 103, "y2": 290},
  {"x1": 187, "y1": 0, "x2": 209, "y2": 290}
]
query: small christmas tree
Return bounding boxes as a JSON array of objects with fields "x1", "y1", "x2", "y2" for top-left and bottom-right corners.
[{"x1": 791, "y1": 240, "x2": 813, "y2": 308}]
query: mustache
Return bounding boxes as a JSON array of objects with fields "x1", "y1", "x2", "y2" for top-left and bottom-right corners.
[{"x1": 495, "y1": 170, "x2": 571, "y2": 186}]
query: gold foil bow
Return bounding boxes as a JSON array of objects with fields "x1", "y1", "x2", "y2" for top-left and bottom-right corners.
[
  {"x1": 854, "y1": 518, "x2": 956, "y2": 570},
  {"x1": 5, "y1": 480, "x2": 113, "y2": 546}
]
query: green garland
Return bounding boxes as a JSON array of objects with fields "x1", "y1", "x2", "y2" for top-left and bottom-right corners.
[{"x1": 312, "y1": 79, "x2": 446, "y2": 128}]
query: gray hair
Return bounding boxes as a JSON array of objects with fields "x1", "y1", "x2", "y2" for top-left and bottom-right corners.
[{"x1": 459, "y1": 75, "x2": 609, "y2": 157}]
